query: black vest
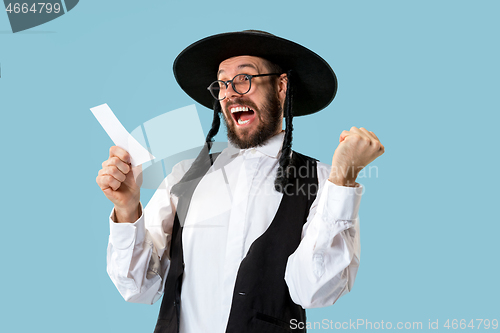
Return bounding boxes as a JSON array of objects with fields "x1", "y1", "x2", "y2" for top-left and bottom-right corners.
[{"x1": 154, "y1": 151, "x2": 318, "y2": 333}]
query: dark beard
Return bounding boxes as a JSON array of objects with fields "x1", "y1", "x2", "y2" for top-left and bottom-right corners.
[{"x1": 222, "y1": 88, "x2": 282, "y2": 149}]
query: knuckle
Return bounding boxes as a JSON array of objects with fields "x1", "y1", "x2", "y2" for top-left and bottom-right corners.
[
  {"x1": 98, "y1": 175, "x2": 108, "y2": 189},
  {"x1": 108, "y1": 175, "x2": 117, "y2": 185},
  {"x1": 106, "y1": 176, "x2": 117, "y2": 188},
  {"x1": 103, "y1": 174, "x2": 112, "y2": 184},
  {"x1": 98, "y1": 180, "x2": 110, "y2": 190},
  {"x1": 107, "y1": 165, "x2": 117, "y2": 177},
  {"x1": 351, "y1": 133, "x2": 361, "y2": 141}
]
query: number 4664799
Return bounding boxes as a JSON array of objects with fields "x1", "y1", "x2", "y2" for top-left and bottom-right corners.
[
  {"x1": 5, "y1": 3, "x2": 62, "y2": 14},
  {"x1": 443, "y1": 319, "x2": 498, "y2": 330}
]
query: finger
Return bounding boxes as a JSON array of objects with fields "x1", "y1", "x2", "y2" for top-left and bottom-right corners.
[
  {"x1": 102, "y1": 187, "x2": 115, "y2": 197},
  {"x1": 96, "y1": 174, "x2": 111, "y2": 191},
  {"x1": 359, "y1": 127, "x2": 377, "y2": 141},
  {"x1": 99, "y1": 165, "x2": 127, "y2": 183},
  {"x1": 339, "y1": 130, "x2": 349, "y2": 142},
  {"x1": 340, "y1": 128, "x2": 363, "y2": 143},
  {"x1": 97, "y1": 174, "x2": 122, "y2": 191},
  {"x1": 96, "y1": 177, "x2": 112, "y2": 192},
  {"x1": 369, "y1": 131, "x2": 380, "y2": 141},
  {"x1": 109, "y1": 146, "x2": 131, "y2": 164},
  {"x1": 366, "y1": 130, "x2": 383, "y2": 152},
  {"x1": 349, "y1": 126, "x2": 364, "y2": 136},
  {"x1": 103, "y1": 156, "x2": 130, "y2": 174}
]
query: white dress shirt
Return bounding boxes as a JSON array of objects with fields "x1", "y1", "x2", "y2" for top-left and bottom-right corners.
[{"x1": 107, "y1": 132, "x2": 362, "y2": 333}]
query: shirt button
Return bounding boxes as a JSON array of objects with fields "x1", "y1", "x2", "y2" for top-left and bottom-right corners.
[{"x1": 251, "y1": 149, "x2": 256, "y2": 154}]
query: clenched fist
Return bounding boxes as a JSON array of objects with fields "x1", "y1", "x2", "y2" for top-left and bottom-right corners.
[
  {"x1": 96, "y1": 146, "x2": 141, "y2": 222},
  {"x1": 329, "y1": 127, "x2": 385, "y2": 187}
]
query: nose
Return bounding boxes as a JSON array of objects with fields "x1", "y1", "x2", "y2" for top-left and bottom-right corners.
[{"x1": 224, "y1": 81, "x2": 242, "y2": 100}]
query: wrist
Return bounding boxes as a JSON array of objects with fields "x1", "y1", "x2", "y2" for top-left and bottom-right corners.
[
  {"x1": 328, "y1": 176, "x2": 358, "y2": 187},
  {"x1": 328, "y1": 169, "x2": 358, "y2": 187},
  {"x1": 114, "y1": 202, "x2": 141, "y2": 223}
]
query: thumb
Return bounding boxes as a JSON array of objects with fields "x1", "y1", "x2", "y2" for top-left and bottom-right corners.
[{"x1": 339, "y1": 130, "x2": 350, "y2": 143}]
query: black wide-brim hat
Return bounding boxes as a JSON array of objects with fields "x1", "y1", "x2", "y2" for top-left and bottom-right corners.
[{"x1": 173, "y1": 30, "x2": 337, "y2": 117}]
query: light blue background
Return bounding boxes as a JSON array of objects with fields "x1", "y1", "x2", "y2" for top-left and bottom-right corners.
[{"x1": 1, "y1": 1, "x2": 498, "y2": 332}]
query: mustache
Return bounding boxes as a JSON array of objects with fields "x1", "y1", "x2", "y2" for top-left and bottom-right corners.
[{"x1": 224, "y1": 98, "x2": 259, "y2": 113}]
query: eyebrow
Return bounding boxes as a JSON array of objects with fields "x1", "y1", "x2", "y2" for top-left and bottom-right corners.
[{"x1": 217, "y1": 64, "x2": 259, "y2": 78}]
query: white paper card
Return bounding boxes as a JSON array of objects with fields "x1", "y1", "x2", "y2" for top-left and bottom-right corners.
[{"x1": 90, "y1": 103, "x2": 155, "y2": 167}]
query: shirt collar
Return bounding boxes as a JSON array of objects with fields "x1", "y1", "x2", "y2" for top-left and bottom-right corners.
[{"x1": 225, "y1": 131, "x2": 285, "y2": 158}]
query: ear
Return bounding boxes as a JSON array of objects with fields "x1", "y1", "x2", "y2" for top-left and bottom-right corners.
[{"x1": 277, "y1": 73, "x2": 288, "y2": 106}]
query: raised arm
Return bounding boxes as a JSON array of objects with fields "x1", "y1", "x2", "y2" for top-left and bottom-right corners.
[{"x1": 285, "y1": 127, "x2": 383, "y2": 308}]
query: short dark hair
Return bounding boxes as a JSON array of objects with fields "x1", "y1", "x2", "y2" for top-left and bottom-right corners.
[{"x1": 262, "y1": 58, "x2": 283, "y2": 75}]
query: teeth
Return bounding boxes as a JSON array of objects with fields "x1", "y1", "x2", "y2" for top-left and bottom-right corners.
[
  {"x1": 231, "y1": 106, "x2": 249, "y2": 113},
  {"x1": 238, "y1": 118, "x2": 250, "y2": 125}
]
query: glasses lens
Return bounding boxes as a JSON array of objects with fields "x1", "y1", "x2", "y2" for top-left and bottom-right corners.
[
  {"x1": 232, "y1": 74, "x2": 250, "y2": 94},
  {"x1": 209, "y1": 81, "x2": 225, "y2": 100}
]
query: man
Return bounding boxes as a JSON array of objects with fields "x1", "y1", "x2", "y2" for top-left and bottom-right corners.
[{"x1": 97, "y1": 30, "x2": 384, "y2": 333}]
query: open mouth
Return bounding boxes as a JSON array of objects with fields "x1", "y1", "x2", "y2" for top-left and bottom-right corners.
[{"x1": 230, "y1": 106, "x2": 256, "y2": 126}]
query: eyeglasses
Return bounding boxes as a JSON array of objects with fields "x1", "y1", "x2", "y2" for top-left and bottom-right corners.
[{"x1": 207, "y1": 73, "x2": 282, "y2": 101}]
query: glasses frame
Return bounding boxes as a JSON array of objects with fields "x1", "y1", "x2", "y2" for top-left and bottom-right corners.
[{"x1": 207, "y1": 73, "x2": 282, "y2": 101}]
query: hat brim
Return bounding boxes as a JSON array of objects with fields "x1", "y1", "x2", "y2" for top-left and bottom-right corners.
[{"x1": 173, "y1": 31, "x2": 337, "y2": 117}]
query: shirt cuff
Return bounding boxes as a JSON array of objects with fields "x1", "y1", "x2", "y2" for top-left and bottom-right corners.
[
  {"x1": 320, "y1": 180, "x2": 363, "y2": 222},
  {"x1": 109, "y1": 202, "x2": 146, "y2": 250}
]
